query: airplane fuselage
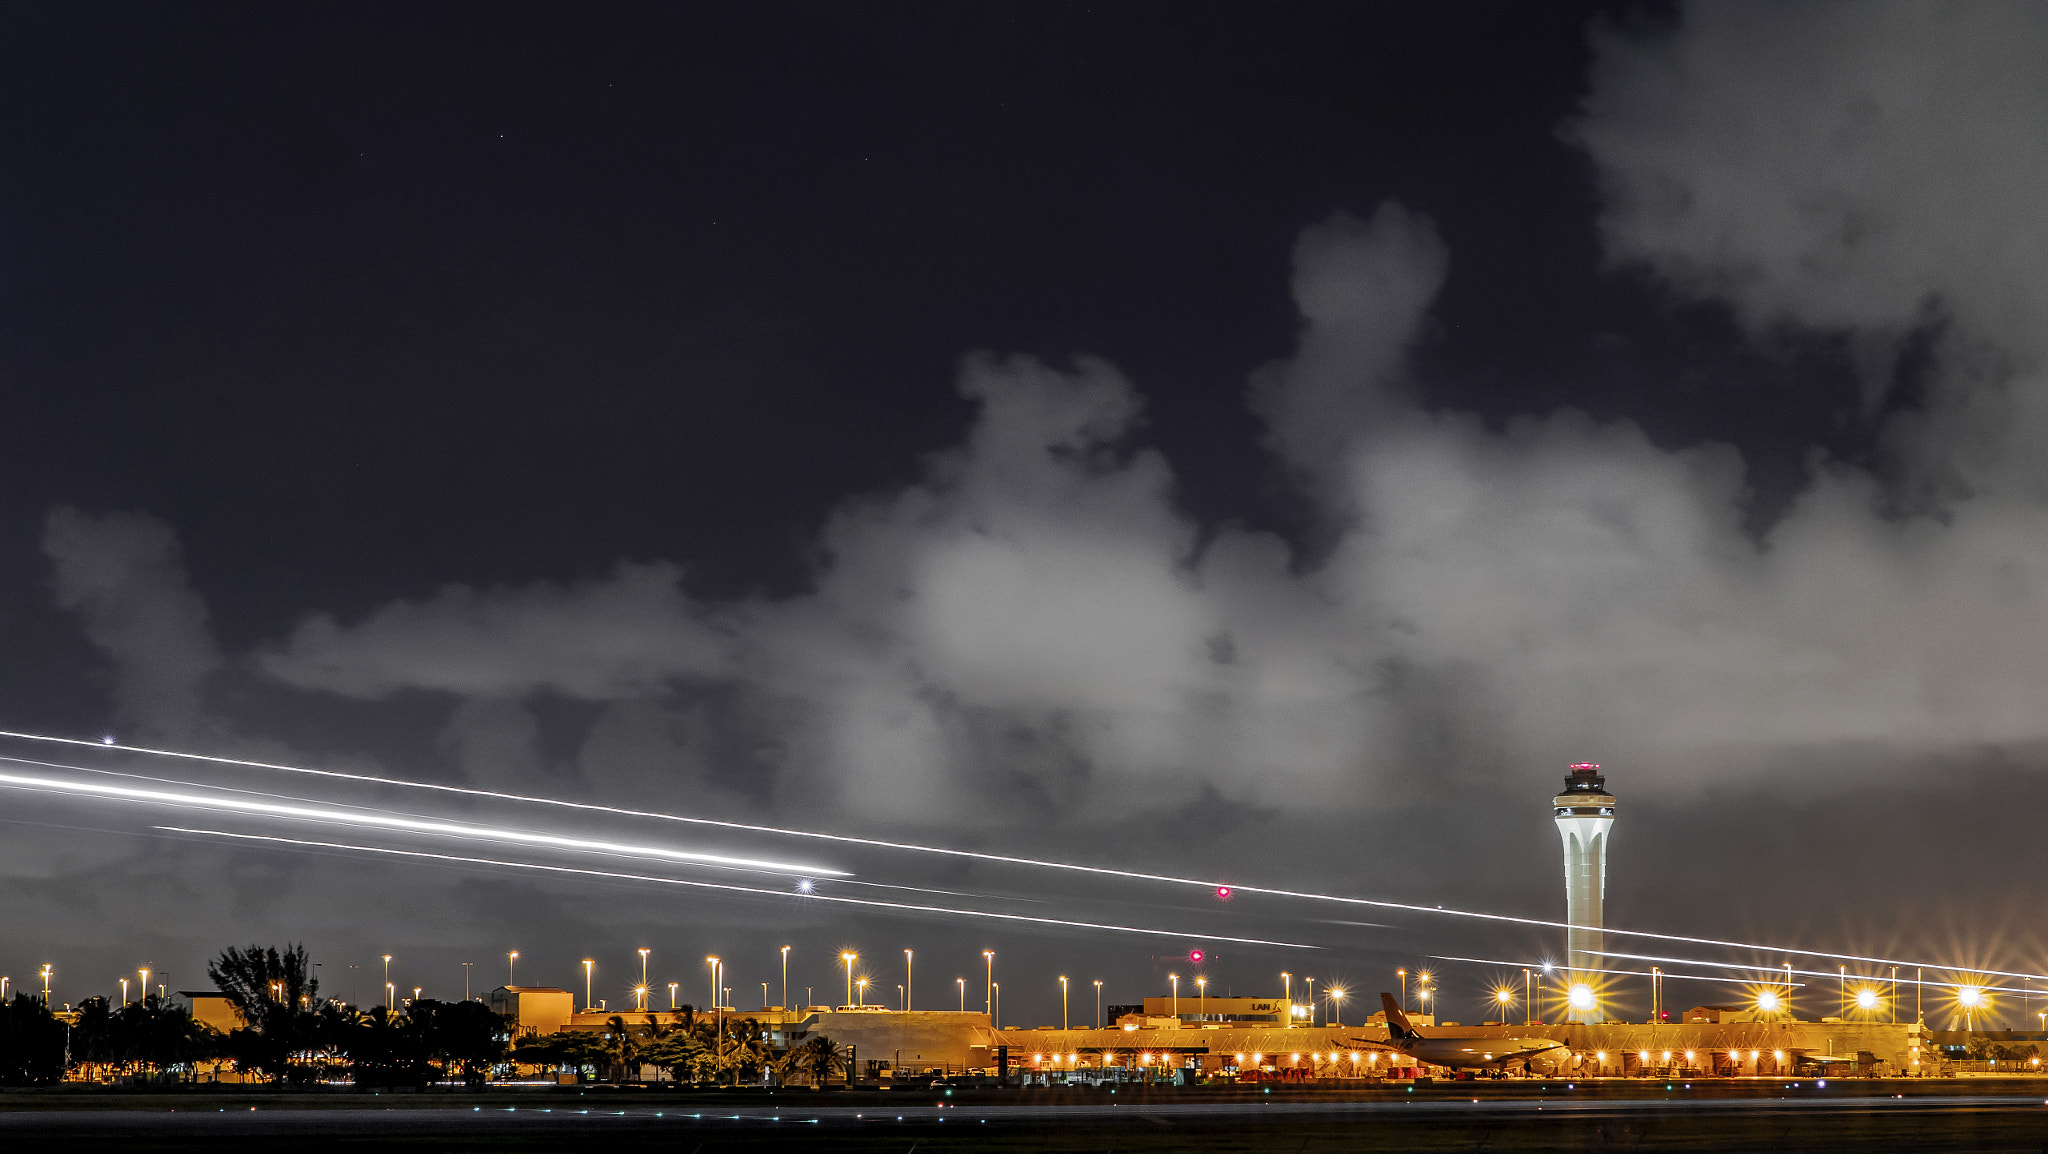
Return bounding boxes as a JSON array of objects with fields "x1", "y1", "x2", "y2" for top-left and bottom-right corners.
[{"x1": 1398, "y1": 1034, "x2": 1568, "y2": 1070}]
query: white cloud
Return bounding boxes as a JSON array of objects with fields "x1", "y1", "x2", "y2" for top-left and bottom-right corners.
[
  {"x1": 262, "y1": 561, "x2": 731, "y2": 700},
  {"x1": 42, "y1": 507, "x2": 222, "y2": 739}
]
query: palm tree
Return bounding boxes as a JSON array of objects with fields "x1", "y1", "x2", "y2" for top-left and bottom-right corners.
[{"x1": 799, "y1": 1035, "x2": 846, "y2": 1086}]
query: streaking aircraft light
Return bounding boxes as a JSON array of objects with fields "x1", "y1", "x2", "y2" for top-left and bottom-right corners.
[
  {"x1": 0, "y1": 767, "x2": 845, "y2": 878},
  {"x1": 7, "y1": 731, "x2": 2045, "y2": 983},
  {"x1": 152, "y1": 826, "x2": 1320, "y2": 949}
]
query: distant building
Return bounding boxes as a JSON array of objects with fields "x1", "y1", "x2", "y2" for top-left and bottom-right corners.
[
  {"x1": 489, "y1": 986, "x2": 575, "y2": 1036},
  {"x1": 1132, "y1": 995, "x2": 1298, "y2": 1026},
  {"x1": 179, "y1": 991, "x2": 242, "y2": 1035},
  {"x1": 1554, "y1": 762, "x2": 1616, "y2": 1023}
]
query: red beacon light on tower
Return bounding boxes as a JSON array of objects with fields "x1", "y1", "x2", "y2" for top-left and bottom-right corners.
[
  {"x1": 1215, "y1": 885, "x2": 1233, "y2": 901},
  {"x1": 1188, "y1": 949, "x2": 1205, "y2": 965}
]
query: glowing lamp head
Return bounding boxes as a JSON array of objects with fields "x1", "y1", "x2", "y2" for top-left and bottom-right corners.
[
  {"x1": 1495, "y1": 989, "x2": 1514, "y2": 1005},
  {"x1": 796, "y1": 879, "x2": 815, "y2": 894},
  {"x1": 1568, "y1": 983, "x2": 1595, "y2": 1012},
  {"x1": 1959, "y1": 986, "x2": 1984, "y2": 1008},
  {"x1": 1757, "y1": 991, "x2": 1780, "y2": 1012},
  {"x1": 1855, "y1": 988, "x2": 1878, "y2": 1010}
]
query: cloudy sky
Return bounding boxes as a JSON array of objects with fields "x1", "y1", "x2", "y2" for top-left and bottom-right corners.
[{"x1": 4, "y1": 1, "x2": 2046, "y2": 1027}]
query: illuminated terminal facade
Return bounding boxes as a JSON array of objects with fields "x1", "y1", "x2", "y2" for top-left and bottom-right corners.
[{"x1": 1554, "y1": 762, "x2": 1615, "y2": 1023}]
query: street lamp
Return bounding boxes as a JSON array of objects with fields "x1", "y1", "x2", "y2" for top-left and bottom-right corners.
[
  {"x1": 413, "y1": 986, "x2": 422, "y2": 1005},
  {"x1": 857, "y1": 977, "x2": 868, "y2": 1007},
  {"x1": 905, "y1": 949, "x2": 913, "y2": 1012},
  {"x1": 1329, "y1": 987, "x2": 1346, "y2": 1027},
  {"x1": 1305, "y1": 978, "x2": 1315, "y2": 1026},
  {"x1": 668, "y1": 982, "x2": 678, "y2": 1011},
  {"x1": 1095, "y1": 980, "x2": 1104, "y2": 1028},
  {"x1": 1060, "y1": 976, "x2": 1069, "y2": 1030},
  {"x1": 635, "y1": 984, "x2": 648, "y2": 1011},
  {"x1": 1170, "y1": 974, "x2": 1179, "y2": 1023},
  {"x1": 583, "y1": 959, "x2": 595, "y2": 1012},
  {"x1": 1281, "y1": 972, "x2": 1291, "y2": 1026},
  {"x1": 958, "y1": 977, "x2": 966, "y2": 1013},
  {"x1": 1398, "y1": 968, "x2": 1407, "y2": 1011},
  {"x1": 139, "y1": 968, "x2": 150, "y2": 1005},
  {"x1": 508, "y1": 951, "x2": 518, "y2": 985},
  {"x1": 386, "y1": 981, "x2": 395, "y2": 1010},
  {"x1": 984, "y1": 950, "x2": 994, "y2": 1016},
  {"x1": 1196, "y1": 976, "x2": 1207, "y2": 1024},
  {"x1": 382, "y1": 955, "x2": 392, "y2": 1000},
  {"x1": 639, "y1": 948, "x2": 650, "y2": 991},
  {"x1": 462, "y1": 961, "x2": 474, "y2": 1001},
  {"x1": 781, "y1": 945, "x2": 790, "y2": 1010},
  {"x1": 120, "y1": 978, "x2": 129, "y2": 1006},
  {"x1": 1523, "y1": 968, "x2": 1532, "y2": 1026},
  {"x1": 1495, "y1": 988, "x2": 1514, "y2": 1021},
  {"x1": 841, "y1": 952, "x2": 856, "y2": 1008}
]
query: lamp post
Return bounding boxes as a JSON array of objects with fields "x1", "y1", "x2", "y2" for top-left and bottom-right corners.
[
  {"x1": 904, "y1": 949, "x2": 913, "y2": 1012},
  {"x1": 1060, "y1": 976, "x2": 1069, "y2": 1030},
  {"x1": 857, "y1": 977, "x2": 867, "y2": 1008},
  {"x1": 413, "y1": 986, "x2": 422, "y2": 1005},
  {"x1": 1890, "y1": 966, "x2": 1898, "y2": 1024},
  {"x1": 993, "y1": 981, "x2": 1000, "y2": 1027},
  {"x1": 463, "y1": 961, "x2": 474, "y2": 1001},
  {"x1": 1306, "y1": 978, "x2": 1316, "y2": 1027},
  {"x1": 1329, "y1": 987, "x2": 1345, "y2": 1027},
  {"x1": 139, "y1": 968, "x2": 150, "y2": 1006},
  {"x1": 1170, "y1": 973, "x2": 1179, "y2": 1023},
  {"x1": 1652, "y1": 967, "x2": 1661, "y2": 1025},
  {"x1": 958, "y1": 977, "x2": 966, "y2": 1013},
  {"x1": 781, "y1": 945, "x2": 790, "y2": 1010},
  {"x1": 1281, "y1": 972, "x2": 1291, "y2": 1026},
  {"x1": 707, "y1": 956, "x2": 722, "y2": 1013},
  {"x1": 668, "y1": 982, "x2": 678, "y2": 1011},
  {"x1": 841, "y1": 953, "x2": 856, "y2": 1009},
  {"x1": 763, "y1": 982, "x2": 770, "y2": 1010},
  {"x1": 1523, "y1": 968, "x2": 1532, "y2": 1025},
  {"x1": 40, "y1": 964, "x2": 52, "y2": 1003},
  {"x1": 120, "y1": 978, "x2": 129, "y2": 1006},
  {"x1": 1094, "y1": 980, "x2": 1103, "y2": 1028},
  {"x1": 583, "y1": 959, "x2": 595, "y2": 1012},
  {"x1": 1398, "y1": 969, "x2": 1407, "y2": 1011},
  {"x1": 1196, "y1": 976, "x2": 1206, "y2": 1025},
  {"x1": 984, "y1": 951, "x2": 994, "y2": 1016},
  {"x1": 1839, "y1": 965, "x2": 1847, "y2": 1020},
  {"x1": 386, "y1": 982, "x2": 394, "y2": 1010},
  {"x1": 639, "y1": 948, "x2": 650, "y2": 992},
  {"x1": 508, "y1": 951, "x2": 518, "y2": 986}
]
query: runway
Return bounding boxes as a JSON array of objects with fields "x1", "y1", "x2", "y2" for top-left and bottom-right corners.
[{"x1": 3, "y1": 1084, "x2": 2046, "y2": 1151}]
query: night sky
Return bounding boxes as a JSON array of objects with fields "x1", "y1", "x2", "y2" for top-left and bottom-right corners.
[{"x1": 4, "y1": 2, "x2": 2046, "y2": 1028}]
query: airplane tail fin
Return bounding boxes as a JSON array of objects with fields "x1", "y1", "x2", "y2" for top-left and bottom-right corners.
[{"x1": 1380, "y1": 993, "x2": 1418, "y2": 1041}]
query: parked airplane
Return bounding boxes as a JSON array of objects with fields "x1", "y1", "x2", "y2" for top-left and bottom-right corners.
[{"x1": 1349, "y1": 993, "x2": 1571, "y2": 1073}]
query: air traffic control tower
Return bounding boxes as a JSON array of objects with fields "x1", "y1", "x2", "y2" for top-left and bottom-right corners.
[{"x1": 1554, "y1": 763, "x2": 1615, "y2": 1023}]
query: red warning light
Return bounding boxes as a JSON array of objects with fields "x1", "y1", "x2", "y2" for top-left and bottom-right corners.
[
  {"x1": 1188, "y1": 949, "x2": 1206, "y2": 965},
  {"x1": 1215, "y1": 885, "x2": 1233, "y2": 901}
]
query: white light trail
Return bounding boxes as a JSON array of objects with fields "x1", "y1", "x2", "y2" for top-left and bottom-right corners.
[
  {"x1": 152, "y1": 826, "x2": 1319, "y2": 949},
  {"x1": 6, "y1": 730, "x2": 2043, "y2": 982},
  {"x1": 1595, "y1": 949, "x2": 2038, "y2": 996},
  {"x1": 0, "y1": 768, "x2": 845, "y2": 877},
  {"x1": 1429, "y1": 955, "x2": 1803, "y2": 989}
]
